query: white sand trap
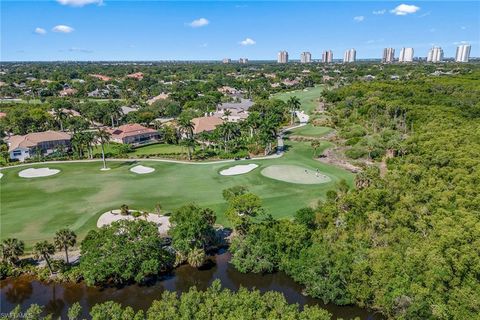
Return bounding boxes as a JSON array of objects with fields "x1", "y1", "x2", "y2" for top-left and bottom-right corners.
[
  {"x1": 97, "y1": 209, "x2": 170, "y2": 235},
  {"x1": 130, "y1": 165, "x2": 155, "y2": 174},
  {"x1": 19, "y1": 168, "x2": 60, "y2": 178},
  {"x1": 220, "y1": 164, "x2": 258, "y2": 176},
  {"x1": 261, "y1": 165, "x2": 331, "y2": 184},
  {"x1": 0, "y1": 173, "x2": 3, "y2": 179}
]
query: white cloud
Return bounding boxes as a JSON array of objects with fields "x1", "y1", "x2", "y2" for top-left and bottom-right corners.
[
  {"x1": 353, "y1": 16, "x2": 365, "y2": 22},
  {"x1": 34, "y1": 27, "x2": 47, "y2": 35},
  {"x1": 373, "y1": 9, "x2": 386, "y2": 15},
  {"x1": 57, "y1": 0, "x2": 102, "y2": 7},
  {"x1": 188, "y1": 18, "x2": 209, "y2": 28},
  {"x1": 239, "y1": 38, "x2": 256, "y2": 46},
  {"x1": 52, "y1": 25, "x2": 74, "y2": 33},
  {"x1": 391, "y1": 4, "x2": 420, "y2": 15}
]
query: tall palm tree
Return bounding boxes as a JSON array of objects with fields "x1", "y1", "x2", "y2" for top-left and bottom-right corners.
[
  {"x1": 1, "y1": 238, "x2": 25, "y2": 266},
  {"x1": 96, "y1": 129, "x2": 111, "y2": 170},
  {"x1": 106, "y1": 101, "x2": 122, "y2": 127},
  {"x1": 54, "y1": 229, "x2": 77, "y2": 264},
  {"x1": 53, "y1": 106, "x2": 68, "y2": 131},
  {"x1": 178, "y1": 118, "x2": 195, "y2": 160},
  {"x1": 33, "y1": 241, "x2": 55, "y2": 275},
  {"x1": 187, "y1": 247, "x2": 205, "y2": 268},
  {"x1": 178, "y1": 117, "x2": 194, "y2": 139},
  {"x1": 287, "y1": 96, "x2": 301, "y2": 125}
]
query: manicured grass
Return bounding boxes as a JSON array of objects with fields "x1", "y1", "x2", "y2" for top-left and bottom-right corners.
[
  {"x1": 0, "y1": 139, "x2": 353, "y2": 247},
  {"x1": 288, "y1": 124, "x2": 332, "y2": 137},
  {"x1": 132, "y1": 143, "x2": 184, "y2": 156},
  {"x1": 274, "y1": 85, "x2": 324, "y2": 114}
]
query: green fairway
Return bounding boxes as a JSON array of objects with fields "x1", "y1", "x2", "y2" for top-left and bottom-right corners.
[
  {"x1": 0, "y1": 138, "x2": 352, "y2": 247},
  {"x1": 274, "y1": 85, "x2": 324, "y2": 114},
  {"x1": 288, "y1": 124, "x2": 332, "y2": 137}
]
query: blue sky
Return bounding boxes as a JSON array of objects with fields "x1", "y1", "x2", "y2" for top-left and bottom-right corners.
[{"x1": 1, "y1": 1, "x2": 478, "y2": 61}]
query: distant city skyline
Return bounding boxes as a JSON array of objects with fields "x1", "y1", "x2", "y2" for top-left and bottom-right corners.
[{"x1": 1, "y1": 1, "x2": 479, "y2": 61}]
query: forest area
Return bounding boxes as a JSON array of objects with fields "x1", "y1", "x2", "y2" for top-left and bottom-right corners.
[{"x1": 230, "y1": 71, "x2": 480, "y2": 319}]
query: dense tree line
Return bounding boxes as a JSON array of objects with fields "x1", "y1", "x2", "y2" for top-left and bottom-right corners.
[{"x1": 230, "y1": 73, "x2": 480, "y2": 319}]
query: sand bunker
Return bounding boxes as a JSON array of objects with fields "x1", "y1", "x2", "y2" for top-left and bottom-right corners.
[
  {"x1": 0, "y1": 173, "x2": 3, "y2": 179},
  {"x1": 97, "y1": 209, "x2": 170, "y2": 234},
  {"x1": 130, "y1": 165, "x2": 155, "y2": 174},
  {"x1": 220, "y1": 164, "x2": 258, "y2": 176},
  {"x1": 261, "y1": 165, "x2": 331, "y2": 184},
  {"x1": 19, "y1": 168, "x2": 60, "y2": 178}
]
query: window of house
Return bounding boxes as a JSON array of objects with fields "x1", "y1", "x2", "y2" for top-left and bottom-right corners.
[{"x1": 13, "y1": 150, "x2": 22, "y2": 156}]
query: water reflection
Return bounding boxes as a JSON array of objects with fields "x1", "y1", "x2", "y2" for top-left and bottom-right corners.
[{"x1": 1, "y1": 252, "x2": 382, "y2": 319}]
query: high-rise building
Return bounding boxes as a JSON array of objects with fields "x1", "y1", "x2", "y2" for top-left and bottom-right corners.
[
  {"x1": 222, "y1": 58, "x2": 231, "y2": 64},
  {"x1": 343, "y1": 49, "x2": 356, "y2": 63},
  {"x1": 427, "y1": 46, "x2": 444, "y2": 63},
  {"x1": 300, "y1": 52, "x2": 312, "y2": 63},
  {"x1": 238, "y1": 58, "x2": 248, "y2": 64},
  {"x1": 398, "y1": 47, "x2": 414, "y2": 62},
  {"x1": 277, "y1": 51, "x2": 289, "y2": 64},
  {"x1": 455, "y1": 44, "x2": 471, "y2": 62},
  {"x1": 322, "y1": 50, "x2": 333, "y2": 63},
  {"x1": 382, "y1": 48, "x2": 395, "y2": 63}
]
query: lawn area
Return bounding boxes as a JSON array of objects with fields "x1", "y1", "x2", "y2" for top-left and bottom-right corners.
[
  {"x1": 0, "y1": 137, "x2": 352, "y2": 247},
  {"x1": 92, "y1": 143, "x2": 184, "y2": 157},
  {"x1": 274, "y1": 85, "x2": 324, "y2": 114},
  {"x1": 131, "y1": 143, "x2": 184, "y2": 156},
  {"x1": 288, "y1": 124, "x2": 332, "y2": 137}
]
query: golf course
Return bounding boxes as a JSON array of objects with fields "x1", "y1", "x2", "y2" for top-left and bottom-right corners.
[
  {"x1": 0, "y1": 137, "x2": 352, "y2": 246},
  {"x1": 0, "y1": 86, "x2": 352, "y2": 247},
  {"x1": 274, "y1": 85, "x2": 324, "y2": 114}
]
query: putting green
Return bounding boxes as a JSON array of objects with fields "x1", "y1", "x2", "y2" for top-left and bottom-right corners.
[
  {"x1": 261, "y1": 165, "x2": 331, "y2": 184},
  {"x1": 0, "y1": 140, "x2": 352, "y2": 247}
]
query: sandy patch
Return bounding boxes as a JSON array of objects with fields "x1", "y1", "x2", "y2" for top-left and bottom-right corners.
[
  {"x1": 19, "y1": 168, "x2": 60, "y2": 178},
  {"x1": 130, "y1": 165, "x2": 155, "y2": 174},
  {"x1": 0, "y1": 173, "x2": 3, "y2": 179},
  {"x1": 97, "y1": 209, "x2": 170, "y2": 235},
  {"x1": 261, "y1": 165, "x2": 331, "y2": 184},
  {"x1": 220, "y1": 164, "x2": 258, "y2": 176},
  {"x1": 295, "y1": 110, "x2": 310, "y2": 123}
]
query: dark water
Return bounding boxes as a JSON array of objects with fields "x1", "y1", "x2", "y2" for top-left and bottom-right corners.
[{"x1": 1, "y1": 251, "x2": 382, "y2": 319}]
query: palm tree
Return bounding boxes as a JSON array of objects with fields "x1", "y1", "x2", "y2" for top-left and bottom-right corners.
[
  {"x1": 54, "y1": 229, "x2": 76, "y2": 264},
  {"x1": 287, "y1": 96, "x2": 301, "y2": 125},
  {"x1": 96, "y1": 129, "x2": 111, "y2": 170},
  {"x1": 33, "y1": 241, "x2": 55, "y2": 275},
  {"x1": 1, "y1": 238, "x2": 25, "y2": 266},
  {"x1": 178, "y1": 117, "x2": 195, "y2": 160},
  {"x1": 178, "y1": 117, "x2": 195, "y2": 139},
  {"x1": 106, "y1": 101, "x2": 122, "y2": 127},
  {"x1": 53, "y1": 106, "x2": 68, "y2": 131},
  {"x1": 187, "y1": 248, "x2": 205, "y2": 268}
]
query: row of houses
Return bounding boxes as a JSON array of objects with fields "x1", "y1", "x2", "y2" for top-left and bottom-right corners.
[{"x1": 6, "y1": 117, "x2": 227, "y2": 162}]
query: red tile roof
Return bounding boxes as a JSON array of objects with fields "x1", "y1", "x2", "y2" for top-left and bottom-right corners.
[{"x1": 108, "y1": 123, "x2": 156, "y2": 139}]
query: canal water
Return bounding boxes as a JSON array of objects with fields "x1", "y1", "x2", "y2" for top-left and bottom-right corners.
[{"x1": 1, "y1": 251, "x2": 382, "y2": 319}]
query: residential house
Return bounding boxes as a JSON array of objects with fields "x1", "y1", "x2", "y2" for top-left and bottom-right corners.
[
  {"x1": 146, "y1": 93, "x2": 170, "y2": 105},
  {"x1": 191, "y1": 116, "x2": 224, "y2": 135},
  {"x1": 6, "y1": 131, "x2": 71, "y2": 162},
  {"x1": 59, "y1": 88, "x2": 78, "y2": 97},
  {"x1": 108, "y1": 123, "x2": 159, "y2": 145},
  {"x1": 126, "y1": 72, "x2": 144, "y2": 80},
  {"x1": 214, "y1": 98, "x2": 253, "y2": 122}
]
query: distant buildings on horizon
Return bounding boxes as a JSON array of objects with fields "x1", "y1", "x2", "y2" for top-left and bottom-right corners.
[
  {"x1": 277, "y1": 51, "x2": 289, "y2": 64},
  {"x1": 455, "y1": 44, "x2": 471, "y2": 62},
  {"x1": 221, "y1": 43, "x2": 472, "y2": 64},
  {"x1": 343, "y1": 49, "x2": 356, "y2": 63}
]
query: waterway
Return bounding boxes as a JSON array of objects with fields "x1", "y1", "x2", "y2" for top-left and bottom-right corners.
[{"x1": 1, "y1": 251, "x2": 383, "y2": 319}]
